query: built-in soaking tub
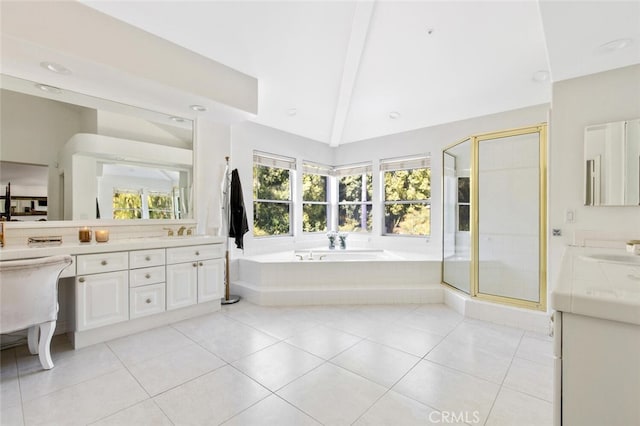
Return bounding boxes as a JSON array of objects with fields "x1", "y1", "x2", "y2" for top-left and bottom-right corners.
[{"x1": 231, "y1": 249, "x2": 443, "y2": 306}]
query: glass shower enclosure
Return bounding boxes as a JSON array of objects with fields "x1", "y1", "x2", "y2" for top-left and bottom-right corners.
[{"x1": 442, "y1": 124, "x2": 547, "y2": 310}]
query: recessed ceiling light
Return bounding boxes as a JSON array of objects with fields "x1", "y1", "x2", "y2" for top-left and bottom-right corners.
[
  {"x1": 40, "y1": 61, "x2": 71, "y2": 75},
  {"x1": 426, "y1": 28, "x2": 435, "y2": 36},
  {"x1": 35, "y1": 83, "x2": 62, "y2": 94},
  {"x1": 287, "y1": 108, "x2": 298, "y2": 116},
  {"x1": 598, "y1": 38, "x2": 633, "y2": 53},
  {"x1": 532, "y1": 70, "x2": 550, "y2": 82},
  {"x1": 190, "y1": 105, "x2": 207, "y2": 112},
  {"x1": 169, "y1": 116, "x2": 186, "y2": 123},
  {"x1": 389, "y1": 111, "x2": 401, "y2": 119}
]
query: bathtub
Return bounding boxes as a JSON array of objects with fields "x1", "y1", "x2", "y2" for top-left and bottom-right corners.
[{"x1": 231, "y1": 249, "x2": 443, "y2": 306}]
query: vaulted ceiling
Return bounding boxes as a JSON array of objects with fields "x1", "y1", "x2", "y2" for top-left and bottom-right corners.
[{"x1": 13, "y1": 1, "x2": 640, "y2": 146}]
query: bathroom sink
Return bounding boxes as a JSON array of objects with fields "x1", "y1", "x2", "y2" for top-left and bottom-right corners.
[{"x1": 581, "y1": 253, "x2": 640, "y2": 265}]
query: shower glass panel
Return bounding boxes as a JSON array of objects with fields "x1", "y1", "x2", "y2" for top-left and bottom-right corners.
[
  {"x1": 442, "y1": 139, "x2": 471, "y2": 293},
  {"x1": 476, "y1": 132, "x2": 542, "y2": 303}
]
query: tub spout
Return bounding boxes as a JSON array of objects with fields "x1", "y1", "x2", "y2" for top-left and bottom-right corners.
[
  {"x1": 308, "y1": 250, "x2": 314, "y2": 260},
  {"x1": 296, "y1": 254, "x2": 304, "y2": 261}
]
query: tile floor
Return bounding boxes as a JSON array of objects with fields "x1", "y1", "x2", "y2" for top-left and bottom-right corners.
[{"x1": 0, "y1": 301, "x2": 553, "y2": 425}]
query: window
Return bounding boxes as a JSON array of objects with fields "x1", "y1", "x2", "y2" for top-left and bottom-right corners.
[
  {"x1": 253, "y1": 151, "x2": 295, "y2": 236},
  {"x1": 336, "y1": 163, "x2": 373, "y2": 232},
  {"x1": 381, "y1": 155, "x2": 431, "y2": 236},
  {"x1": 113, "y1": 188, "x2": 142, "y2": 219},
  {"x1": 147, "y1": 190, "x2": 174, "y2": 219},
  {"x1": 302, "y1": 162, "x2": 331, "y2": 233}
]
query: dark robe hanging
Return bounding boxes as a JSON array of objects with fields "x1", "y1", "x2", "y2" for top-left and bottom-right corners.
[{"x1": 229, "y1": 168, "x2": 249, "y2": 250}]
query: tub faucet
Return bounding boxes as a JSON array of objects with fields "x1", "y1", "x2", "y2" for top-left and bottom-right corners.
[
  {"x1": 308, "y1": 250, "x2": 314, "y2": 260},
  {"x1": 296, "y1": 254, "x2": 304, "y2": 261},
  {"x1": 177, "y1": 226, "x2": 187, "y2": 236}
]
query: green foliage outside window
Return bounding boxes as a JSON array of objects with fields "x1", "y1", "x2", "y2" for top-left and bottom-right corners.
[
  {"x1": 383, "y1": 168, "x2": 431, "y2": 235},
  {"x1": 302, "y1": 174, "x2": 328, "y2": 232},
  {"x1": 148, "y1": 192, "x2": 173, "y2": 219},
  {"x1": 253, "y1": 164, "x2": 292, "y2": 236},
  {"x1": 338, "y1": 173, "x2": 372, "y2": 232},
  {"x1": 113, "y1": 190, "x2": 142, "y2": 219}
]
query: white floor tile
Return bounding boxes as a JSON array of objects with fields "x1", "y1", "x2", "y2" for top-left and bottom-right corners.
[
  {"x1": 503, "y1": 357, "x2": 553, "y2": 402},
  {"x1": 153, "y1": 365, "x2": 270, "y2": 425},
  {"x1": 1, "y1": 349, "x2": 21, "y2": 409},
  {"x1": 22, "y1": 369, "x2": 147, "y2": 426},
  {"x1": 396, "y1": 305, "x2": 463, "y2": 336},
  {"x1": 232, "y1": 341, "x2": 323, "y2": 391},
  {"x1": 485, "y1": 387, "x2": 553, "y2": 426},
  {"x1": 366, "y1": 322, "x2": 444, "y2": 357},
  {"x1": 127, "y1": 343, "x2": 226, "y2": 396},
  {"x1": 278, "y1": 363, "x2": 387, "y2": 426},
  {"x1": 331, "y1": 340, "x2": 420, "y2": 388},
  {"x1": 191, "y1": 319, "x2": 279, "y2": 363},
  {"x1": 249, "y1": 317, "x2": 319, "y2": 340},
  {"x1": 393, "y1": 360, "x2": 500, "y2": 425},
  {"x1": 171, "y1": 312, "x2": 241, "y2": 342},
  {"x1": 18, "y1": 343, "x2": 122, "y2": 402},
  {"x1": 354, "y1": 390, "x2": 467, "y2": 426},
  {"x1": 325, "y1": 311, "x2": 390, "y2": 338},
  {"x1": 286, "y1": 325, "x2": 362, "y2": 359},
  {"x1": 91, "y1": 399, "x2": 172, "y2": 426},
  {"x1": 445, "y1": 319, "x2": 523, "y2": 359},
  {"x1": 107, "y1": 326, "x2": 194, "y2": 367},
  {"x1": 222, "y1": 394, "x2": 321, "y2": 426},
  {"x1": 0, "y1": 402, "x2": 24, "y2": 426},
  {"x1": 516, "y1": 334, "x2": 554, "y2": 367},
  {"x1": 425, "y1": 337, "x2": 513, "y2": 384}
]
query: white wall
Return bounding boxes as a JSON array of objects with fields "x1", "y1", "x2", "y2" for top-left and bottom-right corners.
[{"x1": 548, "y1": 64, "x2": 640, "y2": 289}]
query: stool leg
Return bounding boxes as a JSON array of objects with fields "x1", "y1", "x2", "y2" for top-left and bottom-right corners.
[
  {"x1": 27, "y1": 326, "x2": 39, "y2": 355},
  {"x1": 38, "y1": 321, "x2": 56, "y2": 370}
]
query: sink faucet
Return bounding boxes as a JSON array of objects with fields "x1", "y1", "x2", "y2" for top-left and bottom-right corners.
[
  {"x1": 163, "y1": 227, "x2": 174, "y2": 237},
  {"x1": 177, "y1": 226, "x2": 187, "y2": 236}
]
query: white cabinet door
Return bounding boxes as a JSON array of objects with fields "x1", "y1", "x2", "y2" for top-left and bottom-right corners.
[
  {"x1": 166, "y1": 262, "x2": 198, "y2": 310},
  {"x1": 76, "y1": 270, "x2": 128, "y2": 331},
  {"x1": 198, "y1": 258, "x2": 224, "y2": 303}
]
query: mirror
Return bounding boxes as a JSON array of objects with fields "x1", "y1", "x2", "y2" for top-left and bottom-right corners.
[
  {"x1": 0, "y1": 74, "x2": 194, "y2": 220},
  {"x1": 584, "y1": 118, "x2": 640, "y2": 206}
]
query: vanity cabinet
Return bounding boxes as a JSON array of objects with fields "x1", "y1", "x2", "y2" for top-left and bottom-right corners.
[
  {"x1": 129, "y1": 249, "x2": 166, "y2": 319},
  {"x1": 166, "y1": 244, "x2": 224, "y2": 310},
  {"x1": 75, "y1": 252, "x2": 129, "y2": 331}
]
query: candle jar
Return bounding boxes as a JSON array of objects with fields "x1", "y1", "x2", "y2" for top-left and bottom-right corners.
[
  {"x1": 78, "y1": 227, "x2": 92, "y2": 243},
  {"x1": 95, "y1": 230, "x2": 109, "y2": 243}
]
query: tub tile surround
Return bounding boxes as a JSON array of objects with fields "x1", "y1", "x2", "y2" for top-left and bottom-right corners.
[{"x1": 1, "y1": 301, "x2": 553, "y2": 425}]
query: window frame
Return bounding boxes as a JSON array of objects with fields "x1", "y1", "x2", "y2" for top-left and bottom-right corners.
[
  {"x1": 380, "y1": 155, "x2": 431, "y2": 237},
  {"x1": 301, "y1": 161, "x2": 331, "y2": 234},
  {"x1": 335, "y1": 163, "x2": 373, "y2": 233},
  {"x1": 252, "y1": 151, "x2": 296, "y2": 238}
]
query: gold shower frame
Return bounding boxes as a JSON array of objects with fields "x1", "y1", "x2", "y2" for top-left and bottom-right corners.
[{"x1": 441, "y1": 124, "x2": 548, "y2": 311}]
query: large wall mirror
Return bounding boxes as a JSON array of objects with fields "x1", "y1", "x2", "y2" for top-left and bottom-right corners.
[
  {"x1": 0, "y1": 74, "x2": 194, "y2": 221},
  {"x1": 584, "y1": 118, "x2": 640, "y2": 206}
]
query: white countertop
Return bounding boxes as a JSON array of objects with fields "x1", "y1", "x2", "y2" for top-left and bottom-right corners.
[
  {"x1": 0, "y1": 235, "x2": 226, "y2": 261},
  {"x1": 551, "y1": 246, "x2": 640, "y2": 325}
]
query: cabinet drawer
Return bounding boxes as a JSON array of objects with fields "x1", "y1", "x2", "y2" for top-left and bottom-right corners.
[
  {"x1": 166, "y1": 244, "x2": 224, "y2": 264},
  {"x1": 130, "y1": 249, "x2": 165, "y2": 269},
  {"x1": 130, "y1": 283, "x2": 166, "y2": 319},
  {"x1": 77, "y1": 252, "x2": 128, "y2": 275},
  {"x1": 129, "y1": 266, "x2": 165, "y2": 287}
]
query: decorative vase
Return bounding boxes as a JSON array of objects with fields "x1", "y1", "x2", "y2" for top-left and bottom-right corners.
[{"x1": 339, "y1": 234, "x2": 347, "y2": 250}]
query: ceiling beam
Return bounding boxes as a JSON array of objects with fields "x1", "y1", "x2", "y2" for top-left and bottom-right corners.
[{"x1": 329, "y1": 1, "x2": 375, "y2": 147}]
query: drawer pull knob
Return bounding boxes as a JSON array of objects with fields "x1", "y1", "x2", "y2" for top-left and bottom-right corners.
[
  {"x1": 199, "y1": 262, "x2": 203, "y2": 267},
  {"x1": 145, "y1": 273, "x2": 151, "y2": 279},
  {"x1": 195, "y1": 251, "x2": 200, "y2": 256},
  {"x1": 145, "y1": 256, "x2": 151, "y2": 261},
  {"x1": 78, "y1": 277, "x2": 85, "y2": 283},
  {"x1": 101, "y1": 260, "x2": 107, "y2": 266},
  {"x1": 193, "y1": 262, "x2": 197, "y2": 267},
  {"x1": 145, "y1": 298, "x2": 152, "y2": 304}
]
